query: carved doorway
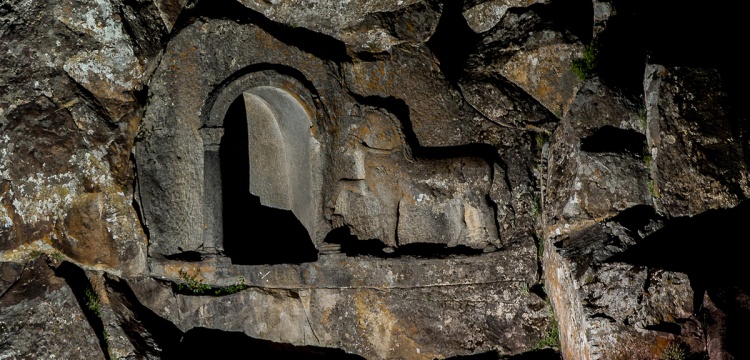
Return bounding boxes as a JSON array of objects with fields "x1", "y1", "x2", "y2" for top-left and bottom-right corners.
[{"x1": 204, "y1": 83, "x2": 321, "y2": 265}]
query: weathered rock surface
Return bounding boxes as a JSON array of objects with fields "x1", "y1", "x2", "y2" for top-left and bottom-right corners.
[
  {"x1": 342, "y1": 44, "x2": 483, "y2": 148},
  {"x1": 0, "y1": 0, "x2": 149, "y2": 274},
  {"x1": 462, "y1": 0, "x2": 548, "y2": 34},
  {"x1": 0, "y1": 259, "x2": 105, "y2": 359},
  {"x1": 546, "y1": 78, "x2": 649, "y2": 232},
  {"x1": 237, "y1": 0, "x2": 441, "y2": 53},
  {"x1": 3, "y1": 0, "x2": 750, "y2": 359},
  {"x1": 138, "y1": 242, "x2": 549, "y2": 359},
  {"x1": 644, "y1": 65, "x2": 749, "y2": 217},
  {"x1": 539, "y1": 68, "x2": 748, "y2": 359},
  {"x1": 544, "y1": 222, "x2": 706, "y2": 360},
  {"x1": 465, "y1": 8, "x2": 582, "y2": 117}
]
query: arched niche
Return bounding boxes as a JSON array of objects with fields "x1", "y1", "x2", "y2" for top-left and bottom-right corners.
[{"x1": 201, "y1": 72, "x2": 322, "y2": 264}]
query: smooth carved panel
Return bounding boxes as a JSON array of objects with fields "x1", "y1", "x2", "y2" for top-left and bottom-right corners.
[
  {"x1": 245, "y1": 87, "x2": 320, "y2": 238},
  {"x1": 244, "y1": 92, "x2": 291, "y2": 209}
]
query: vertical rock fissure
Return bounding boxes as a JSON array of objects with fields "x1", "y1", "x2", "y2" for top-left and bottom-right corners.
[
  {"x1": 54, "y1": 262, "x2": 111, "y2": 360},
  {"x1": 103, "y1": 274, "x2": 184, "y2": 358}
]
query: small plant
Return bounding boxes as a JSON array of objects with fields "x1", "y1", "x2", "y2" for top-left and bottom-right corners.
[
  {"x1": 535, "y1": 299, "x2": 559, "y2": 349},
  {"x1": 660, "y1": 342, "x2": 687, "y2": 360},
  {"x1": 177, "y1": 269, "x2": 211, "y2": 294},
  {"x1": 214, "y1": 276, "x2": 247, "y2": 295},
  {"x1": 177, "y1": 269, "x2": 248, "y2": 295},
  {"x1": 647, "y1": 179, "x2": 659, "y2": 198},
  {"x1": 530, "y1": 196, "x2": 540, "y2": 217},
  {"x1": 84, "y1": 288, "x2": 101, "y2": 317},
  {"x1": 535, "y1": 320, "x2": 559, "y2": 349},
  {"x1": 51, "y1": 251, "x2": 64, "y2": 261},
  {"x1": 535, "y1": 231, "x2": 545, "y2": 260},
  {"x1": 644, "y1": 154, "x2": 653, "y2": 169},
  {"x1": 517, "y1": 282, "x2": 530, "y2": 295},
  {"x1": 638, "y1": 106, "x2": 648, "y2": 130},
  {"x1": 571, "y1": 43, "x2": 599, "y2": 81},
  {"x1": 29, "y1": 250, "x2": 44, "y2": 258},
  {"x1": 535, "y1": 132, "x2": 549, "y2": 150}
]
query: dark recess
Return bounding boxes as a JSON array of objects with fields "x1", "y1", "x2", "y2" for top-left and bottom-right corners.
[
  {"x1": 528, "y1": 283, "x2": 547, "y2": 300},
  {"x1": 595, "y1": 0, "x2": 748, "y2": 104},
  {"x1": 610, "y1": 200, "x2": 750, "y2": 359},
  {"x1": 579, "y1": 126, "x2": 646, "y2": 156},
  {"x1": 588, "y1": 312, "x2": 616, "y2": 323},
  {"x1": 132, "y1": 84, "x2": 149, "y2": 107},
  {"x1": 427, "y1": 0, "x2": 479, "y2": 84},
  {"x1": 324, "y1": 227, "x2": 484, "y2": 259},
  {"x1": 590, "y1": 0, "x2": 646, "y2": 95},
  {"x1": 162, "y1": 327, "x2": 365, "y2": 359},
  {"x1": 130, "y1": 153, "x2": 150, "y2": 240},
  {"x1": 220, "y1": 96, "x2": 318, "y2": 265},
  {"x1": 609, "y1": 205, "x2": 658, "y2": 234},
  {"x1": 643, "y1": 321, "x2": 682, "y2": 335},
  {"x1": 537, "y1": 0, "x2": 593, "y2": 44},
  {"x1": 322, "y1": 226, "x2": 390, "y2": 257},
  {"x1": 163, "y1": 251, "x2": 203, "y2": 262}
]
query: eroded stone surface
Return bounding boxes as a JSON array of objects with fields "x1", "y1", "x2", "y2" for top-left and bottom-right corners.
[
  {"x1": 644, "y1": 65, "x2": 749, "y2": 217},
  {"x1": 545, "y1": 78, "x2": 648, "y2": 233},
  {"x1": 463, "y1": 0, "x2": 548, "y2": 34},
  {"x1": 0, "y1": 0, "x2": 147, "y2": 275},
  {"x1": 466, "y1": 8, "x2": 582, "y2": 117},
  {"x1": 0, "y1": 259, "x2": 105, "y2": 359},
  {"x1": 4, "y1": 1, "x2": 750, "y2": 359},
  {"x1": 139, "y1": 243, "x2": 549, "y2": 359},
  {"x1": 343, "y1": 44, "x2": 480, "y2": 147},
  {"x1": 544, "y1": 224, "x2": 706, "y2": 360},
  {"x1": 237, "y1": 0, "x2": 439, "y2": 52}
]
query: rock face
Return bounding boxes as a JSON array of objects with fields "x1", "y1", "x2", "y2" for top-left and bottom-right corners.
[
  {"x1": 0, "y1": 259, "x2": 105, "y2": 359},
  {"x1": 137, "y1": 243, "x2": 548, "y2": 359},
  {"x1": 644, "y1": 65, "x2": 749, "y2": 217},
  {"x1": 2, "y1": 0, "x2": 750, "y2": 359}
]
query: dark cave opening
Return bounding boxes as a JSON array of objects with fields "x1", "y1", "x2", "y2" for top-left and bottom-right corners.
[
  {"x1": 608, "y1": 205, "x2": 658, "y2": 234},
  {"x1": 643, "y1": 321, "x2": 682, "y2": 335},
  {"x1": 163, "y1": 251, "x2": 203, "y2": 262},
  {"x1": 220, "y1": 96, "x2": 318, "y2": 265},
  {"x1": 579, "y1": 125, "x2": 646, "y2": 156},
  {"x1": 161, "y1": 327, "x2": 365, "y2": 359},
  {"x1": 594, "y1": 16, "x2": 646, "y2": 95}
]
